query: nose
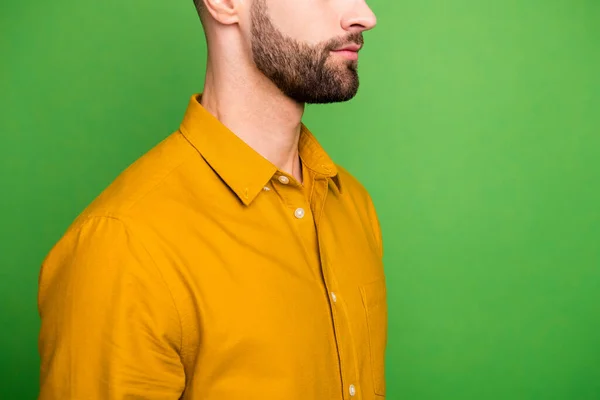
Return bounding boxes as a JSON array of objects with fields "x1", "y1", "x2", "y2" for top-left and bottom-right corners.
[{"x1": 340, "y1": 0, "x2": 377, "y2": 32}]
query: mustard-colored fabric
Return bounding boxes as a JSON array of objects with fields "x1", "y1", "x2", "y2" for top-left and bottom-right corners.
[{"x1": 38, "y1": 94, "x2": 387, "y2": 400}]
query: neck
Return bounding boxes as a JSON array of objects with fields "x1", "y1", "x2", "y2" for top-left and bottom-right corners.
[{"x1": 200, "y1": 49, "x2": 306, "y2": 182}]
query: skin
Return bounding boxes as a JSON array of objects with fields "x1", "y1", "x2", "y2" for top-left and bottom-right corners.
[{"x1": 196, "y1": 0, "x2": 376, "y2": 182}]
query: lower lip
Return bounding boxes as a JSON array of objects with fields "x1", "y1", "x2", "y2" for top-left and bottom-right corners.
[{"x1": 332, "y1": 50, "x2": 359, "y2": 61}]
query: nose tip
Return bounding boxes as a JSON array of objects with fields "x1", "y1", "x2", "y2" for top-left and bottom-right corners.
[
  {"x1": 342, "y1": 2, "x2": 377, "y2": 32},
  {"x1": 363, "y1": 13, "x2": 377, "y2": 30}
]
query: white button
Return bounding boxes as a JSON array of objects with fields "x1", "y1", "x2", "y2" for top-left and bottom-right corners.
[
  {"x1": 278, "y1": 176, "x2": 290, "y2": 184},
  {"x1": 349, "y1": 384, "x2": 356, "y2": 396},
  {"x1": 294, "y1": 208, "x2": 305, "y2": 219},
  {"x1": 331, "y1": 292, "x2": 337, "y2": 303},
  {"x1": 263, "y1": 186, "x2": 271, "y2": 191}
]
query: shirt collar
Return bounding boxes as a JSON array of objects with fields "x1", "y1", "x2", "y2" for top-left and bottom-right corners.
[
  {"x1": 298, "y1": 124, "x2": 342, "y2": 194},
  {"x1": 179, "y1": 94, "x2": 342, "y2": 206}
]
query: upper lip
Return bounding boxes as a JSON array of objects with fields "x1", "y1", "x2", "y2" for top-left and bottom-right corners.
[{"x1": 333, "y1": 44, "x2": 362, "y2": 52}]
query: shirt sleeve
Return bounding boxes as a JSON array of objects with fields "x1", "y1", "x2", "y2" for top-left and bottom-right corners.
[{"x1": 38, "y1": 215, "x2": 185, "y2": 399}]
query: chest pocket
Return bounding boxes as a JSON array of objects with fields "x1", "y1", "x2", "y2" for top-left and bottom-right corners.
[{"x1": 360, "y1": 278, "x2": 388, "y2": 397}]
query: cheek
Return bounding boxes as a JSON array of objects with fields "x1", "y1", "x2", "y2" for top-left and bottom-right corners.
[{"x1": 265, "y1": 0, "x2": 340, "y2": 46}]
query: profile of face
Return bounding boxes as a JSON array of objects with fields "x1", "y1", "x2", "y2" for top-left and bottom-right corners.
[{"x1": 249, "y1": 0, "x2": 377, "y2": 104}]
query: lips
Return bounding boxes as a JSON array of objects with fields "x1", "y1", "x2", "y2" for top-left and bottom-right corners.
[
  {"x1": 331, "y1": 44, "x2": 362, "y2": 61},
  {"x1": 331, "y1": 50, "x2": 359, "y2": 61},
  {"x1": 333, "y1": 44, "x2": 362, "y2": 52}
]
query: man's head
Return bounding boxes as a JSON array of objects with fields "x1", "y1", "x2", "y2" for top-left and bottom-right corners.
[{"x1": 195, "y1": 0, "x2": 377, "y2": 104}]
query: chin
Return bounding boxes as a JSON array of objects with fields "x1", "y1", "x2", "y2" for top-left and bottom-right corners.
[{"x1": 304, "y1": 89, "x2": 359, "y2": 104}]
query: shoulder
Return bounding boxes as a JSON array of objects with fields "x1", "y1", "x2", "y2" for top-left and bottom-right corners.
[
  {"x1": 74, "y1": 131, "x2": 196, "y2": 225},
  {"x1": 44, "y1": 130, "x2": 201, "y2": 262},
  {"x1": 336, "y1": 164, "x2": 375, "y2": 204},
  {"x1": 41, "y1": 132, "x2": 196, "y2": 274},
  {"x1": 335, "y1": 163, "x2": 384, "y2": 257}
]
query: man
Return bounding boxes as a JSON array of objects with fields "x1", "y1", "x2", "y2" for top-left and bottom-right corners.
[{"x1": 38, "y1": 0, "x2": 387, "y2": 398}]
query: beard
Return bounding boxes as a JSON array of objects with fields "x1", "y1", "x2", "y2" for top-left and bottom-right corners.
[{"x1": 250, "y1": 0, "x2": 364, "y2": 104}]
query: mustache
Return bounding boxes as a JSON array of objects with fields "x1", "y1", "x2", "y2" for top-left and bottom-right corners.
[{"x1": 324, "y1": 32, "x2": 364, "y2": 52}]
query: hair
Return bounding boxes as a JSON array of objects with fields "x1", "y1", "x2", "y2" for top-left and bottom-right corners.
[{"x1": 193, "y1": 0, "x2": 203, "y2": 13}]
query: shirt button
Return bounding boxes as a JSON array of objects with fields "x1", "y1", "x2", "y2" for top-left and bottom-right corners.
[
  {"x1": 331, "y1": 292, "x2": 337, "y2": 303},
  {"x1": 294, "y1": 208, "x2": 305, "y2": 219},
  {"x1": 349, "y1": 384, "x2": 356, "y2": 397},
  {"x1": 278, "y1": 176, "x2": 290, "y2": 184},
  {"x1": 263, "y1": 186, "x2": 271, "y2": 191}
]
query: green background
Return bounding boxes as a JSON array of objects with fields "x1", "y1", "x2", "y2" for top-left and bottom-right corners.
[{"x1": 1, "y1": 0, "x2": 599, "y2": 398}]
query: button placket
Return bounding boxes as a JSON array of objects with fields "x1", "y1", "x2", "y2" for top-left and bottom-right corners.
[
  {"x1": 322, "y1": 258, "x2": 363, "y2": 400},
  {"x1": 277, "y1": 173, "x2": 358, "y2": 397},
  {"x1": 312, "y1": 180, "x2": 345, "y2": 398},
  {"x1": 314, "y1": 178, "x2": 361, "y2": 400},
  {"x1": 273, "y1": 174, "x2": 308, "y2": 220}
]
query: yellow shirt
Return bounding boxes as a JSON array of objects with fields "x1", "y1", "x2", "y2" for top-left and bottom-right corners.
[{"x1": 38, "y1": 94, "x2": 388, "y2": 400}]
